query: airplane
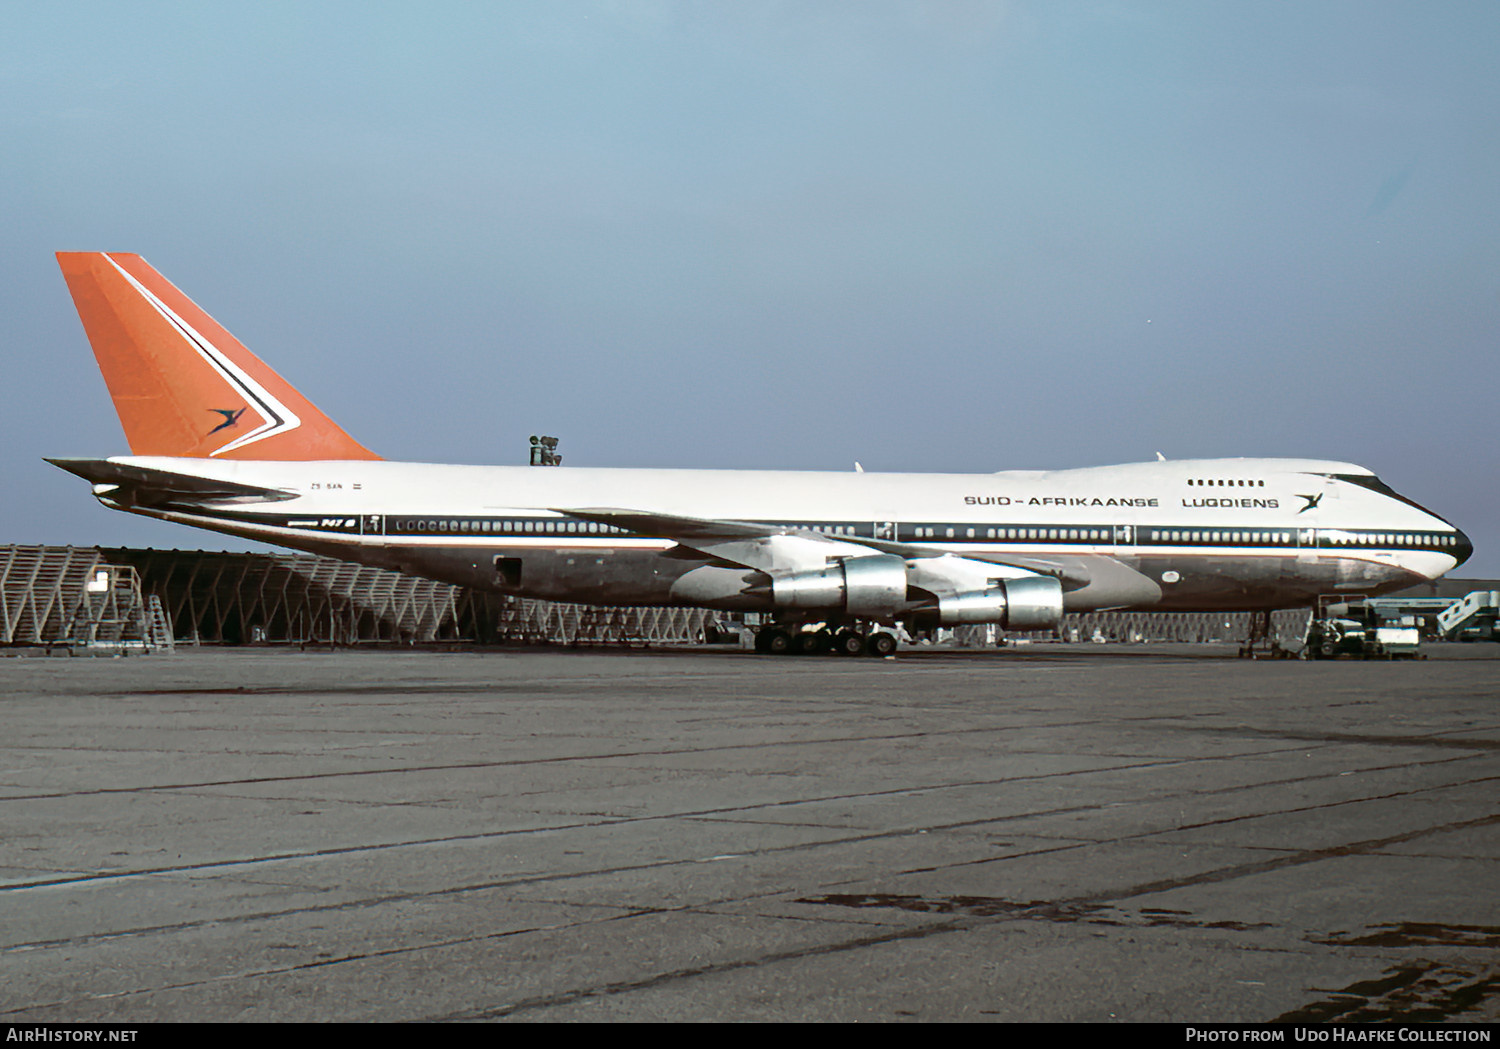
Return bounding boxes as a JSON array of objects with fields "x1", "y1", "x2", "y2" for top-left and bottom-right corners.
[{"x1": 49, "y1": 251, "x2": 1473, "y2": 656}]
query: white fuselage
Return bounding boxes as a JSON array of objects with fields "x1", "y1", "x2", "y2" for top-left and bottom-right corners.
[{"x1": 93, "y1": 455, "x2": 1470, "y2": 614}]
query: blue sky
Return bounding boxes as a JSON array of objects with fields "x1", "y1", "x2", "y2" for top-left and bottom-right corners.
[{"x1": 4, "y1": 1, "x2": 1497, "y2": 574}]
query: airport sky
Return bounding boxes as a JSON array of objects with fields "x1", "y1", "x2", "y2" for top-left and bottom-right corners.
[{"x1": 4, "y1": 1, "x2": 1498, "y2": 575}]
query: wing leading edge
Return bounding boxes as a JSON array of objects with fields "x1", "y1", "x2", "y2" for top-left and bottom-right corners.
[{"x1": 557, "y1": 506, "x2": 1092, "y2": 588}]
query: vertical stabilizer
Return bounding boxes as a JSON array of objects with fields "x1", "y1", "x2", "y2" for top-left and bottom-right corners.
[{"x1": 56, "y1": 252, "x2": 379, "y2": 460}]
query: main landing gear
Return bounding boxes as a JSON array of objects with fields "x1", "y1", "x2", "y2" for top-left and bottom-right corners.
[{"x1": 753, "y1": 622, "x2": 899, "y2": 657}]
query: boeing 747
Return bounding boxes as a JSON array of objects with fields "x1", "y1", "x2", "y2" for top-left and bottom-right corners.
[{"x1": 49, "y1": 252, "x2": 1472, "y2": 655}]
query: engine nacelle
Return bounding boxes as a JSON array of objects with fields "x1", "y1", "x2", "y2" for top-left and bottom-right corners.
[
  {"x1": 929, "y1": 575, "x2": 1064, "y2": 629},
  {"x1": 935, "y1": 590, "x2": 1008, "y2": 624},
  {"x1": 771, "y1": 554, "x2": 908, "y2": 619}
]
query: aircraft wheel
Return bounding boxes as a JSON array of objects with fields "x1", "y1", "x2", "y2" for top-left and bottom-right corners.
[
  {"x1": 756, "y1": 628, "x2": 793, "y2": 655},
  {"x1": 865, "y1": 632, "x2": 898, "y2": 658},
  {"x1": 796, "y1": 630, "x2": 832, "y2": 655},
  {"x1": 765, "y1": 629, "x2": 795, "y2": 655},
  {"x1": 833, "y1": 629, "x2": 865, "y2": 656}
]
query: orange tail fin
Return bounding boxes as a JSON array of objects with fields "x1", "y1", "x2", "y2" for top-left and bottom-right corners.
[{"x1": 56, "y1": 252, "x2": 379, "y2": 460}]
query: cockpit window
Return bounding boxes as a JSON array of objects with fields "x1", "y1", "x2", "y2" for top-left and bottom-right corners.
[
  {"x1": 1319, "y1": 473, "x2": 1454, "y2": 525},
  {"x1": 1328, "y1": 473, "x2": 1396, "y2": 497}
]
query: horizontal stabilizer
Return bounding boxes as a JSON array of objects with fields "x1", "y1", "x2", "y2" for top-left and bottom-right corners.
[{"x1": 46, "y1": 458, "x2": 299, "y2": 503}]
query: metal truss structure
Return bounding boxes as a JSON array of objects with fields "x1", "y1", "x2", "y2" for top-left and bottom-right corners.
[
  {"x1": 952, "y1": 608, "x2": 1310, "y2": 648},
  {"x1": 98, "y1": 549, "x2": 718, "y2": 647},
  {"x1": 101, "y1": 549, "x2": 463, "y2": 646},
  {"x1": 0, "y1": 546, "x2": 170, "y2": 649},
  {"x1": 486, "y1": 597, "x2": 718, "y2": 646}
]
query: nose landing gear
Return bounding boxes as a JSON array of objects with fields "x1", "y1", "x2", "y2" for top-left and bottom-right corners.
[{"x1": 1237, "y1": 609, "x2": 1296, "y2": 659}]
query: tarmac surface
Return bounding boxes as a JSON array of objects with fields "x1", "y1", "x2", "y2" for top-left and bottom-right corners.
[{"x1": 0, "y1": 642, "x2": 1496, "y2": 1023}]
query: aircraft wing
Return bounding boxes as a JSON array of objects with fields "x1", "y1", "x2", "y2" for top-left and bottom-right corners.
[
  {"x1": 561, "y1": 507, "x2": 883, "y2": 575},
  {"x1": 842, "y1": 533, "x2": 1092, "y2": 589},
  {"x1": 559, "y1": 507, "x2": 1091, "y2": 588},
  {"x1": 46, "y1": 458, "x2": 299, "y2": 504}
]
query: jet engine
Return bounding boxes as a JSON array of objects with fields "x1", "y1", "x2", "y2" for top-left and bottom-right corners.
[
  {"x1": 906, "y1": 555, "x2": 1065, "y2": 630},
  {"x1": 763, "y1": 551, "x2": 1065, "y2": 630},
  {"x1": 770, "y1": 554, "x2": 908, "y2": 619},
  {"x1": 927, "y1": 574, "x2": 1063, "y2": 628}
]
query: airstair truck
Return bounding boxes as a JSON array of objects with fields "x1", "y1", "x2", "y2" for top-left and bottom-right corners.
[{"x1": 1437, "y1": 591, "x2": 1500, "y2": 642}]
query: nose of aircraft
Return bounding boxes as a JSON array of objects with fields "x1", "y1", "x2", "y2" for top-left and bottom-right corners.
[{"x1": 1453, "y1": 527, "x2": 1474, "y2": 569}]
